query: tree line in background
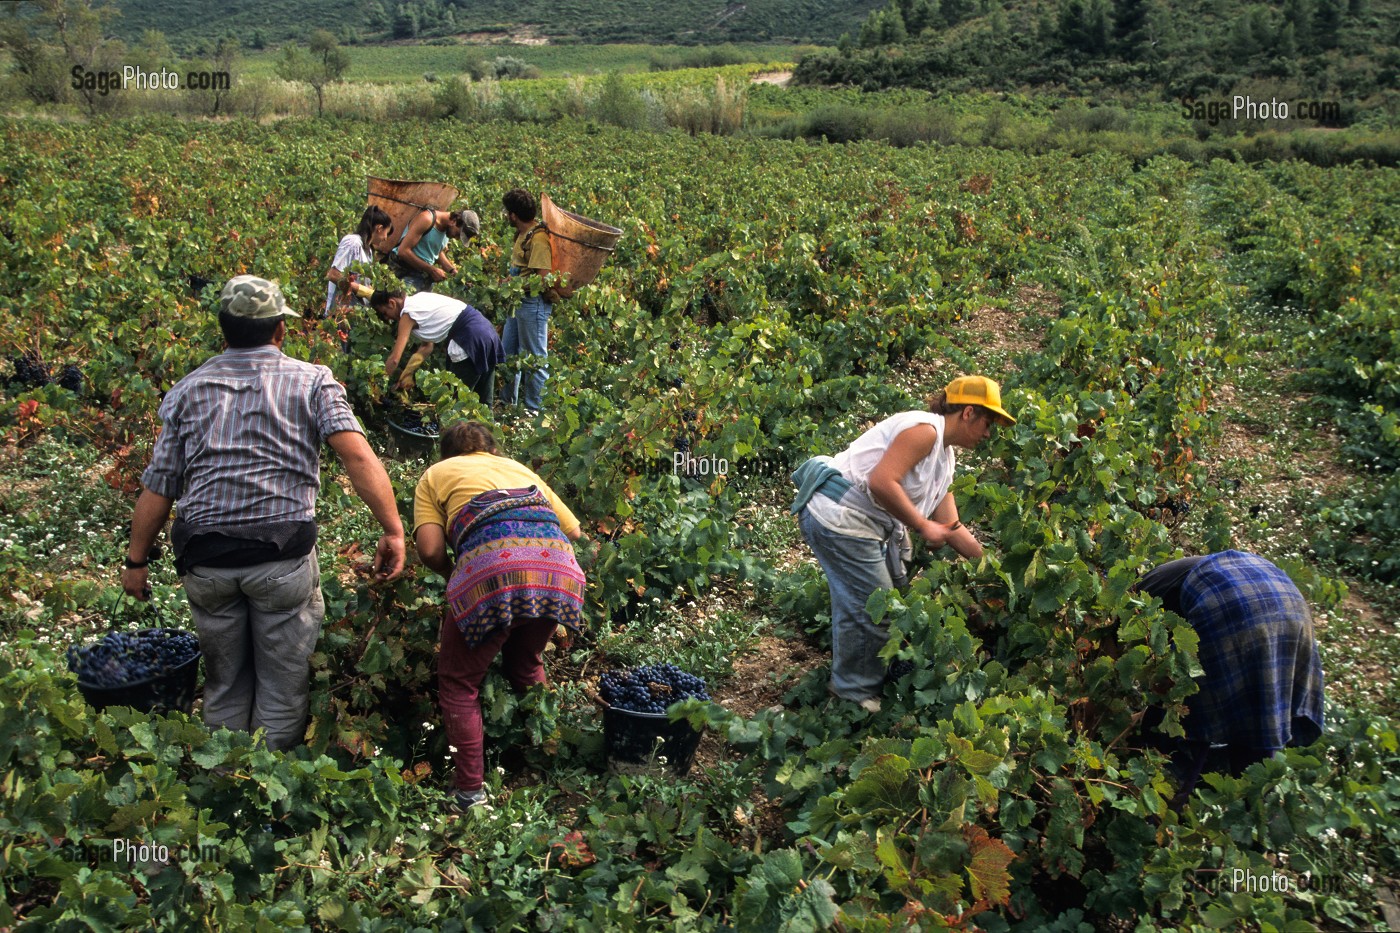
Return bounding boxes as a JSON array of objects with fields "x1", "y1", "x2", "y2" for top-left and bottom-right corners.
[
  {"x1": 800, "y1": 0, "x2": 1398, "y2": 121},
  {"x1": 82, "y1": 0, "x2": 871, "y2": 47}
]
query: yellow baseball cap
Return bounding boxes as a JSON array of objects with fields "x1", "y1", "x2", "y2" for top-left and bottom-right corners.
[{"x1": 945, "y1": 375, "x2": 1015, "y2": 426}]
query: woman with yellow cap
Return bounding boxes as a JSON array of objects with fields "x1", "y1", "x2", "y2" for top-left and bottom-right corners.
[{"x1": 791, "y1": 376, "x2": 1015, "y2": 712}]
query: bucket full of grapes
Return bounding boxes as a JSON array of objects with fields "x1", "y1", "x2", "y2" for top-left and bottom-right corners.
[
  {"x1": 68, "y1": 628, "x2": 202, "y2": 715},
  {"x1": 598, "y1": 663, "x2": 709, "y2": 777}
]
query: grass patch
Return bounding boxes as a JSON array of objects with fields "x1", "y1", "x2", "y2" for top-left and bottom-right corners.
[{"x1": 241, "y1": 42, "x2": 816, "y2": 84}]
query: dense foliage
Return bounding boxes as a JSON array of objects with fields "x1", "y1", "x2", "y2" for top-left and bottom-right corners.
[
  {"x1": 104, "y1": 0, "x2": 874, "y2": 47},
  {"x1": 1, "y1": 117, "x2": 1397, "y2": 928},
  {"x1": 795, "y1": 0, "x2": 1400, "y2": 123},
  {"x1": 8, "y1": 0, "x2": 1395, "y2": 170}
]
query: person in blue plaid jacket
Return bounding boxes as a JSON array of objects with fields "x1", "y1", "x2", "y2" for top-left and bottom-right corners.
[{"x1": 1135, "y1": 550, "x2": 1324, "y2": 799}]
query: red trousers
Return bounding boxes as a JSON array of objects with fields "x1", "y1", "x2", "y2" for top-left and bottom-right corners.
[{"x1": 438, "y1": 615, "x2": 556, "y2": 792}]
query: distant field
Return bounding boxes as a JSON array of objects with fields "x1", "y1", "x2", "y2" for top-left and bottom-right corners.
[{"x1": 240, "y1": 42, "x2": 821, "y2": 84}]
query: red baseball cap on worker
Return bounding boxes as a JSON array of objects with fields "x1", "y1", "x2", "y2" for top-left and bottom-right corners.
[{"x1": 945, "y1": 375, "x2": 1015, "y2": 426}]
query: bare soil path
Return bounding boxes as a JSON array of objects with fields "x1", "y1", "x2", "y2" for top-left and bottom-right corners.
[{"x1": 750, "y1": 71, "x2": 792, "y2": 86}]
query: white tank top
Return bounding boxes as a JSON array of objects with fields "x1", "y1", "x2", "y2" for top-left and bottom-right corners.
[{"x1": 807, "y1": 411, "x2": 956, "y2": 539}]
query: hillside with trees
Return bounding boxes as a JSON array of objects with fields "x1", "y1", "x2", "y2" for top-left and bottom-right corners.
[
  {"x1": 100, "y1": 0, "x2": 878, "y2": 48},
  {"x1": 794, "y1": 0, "x2": 1399, "y2": 122}
]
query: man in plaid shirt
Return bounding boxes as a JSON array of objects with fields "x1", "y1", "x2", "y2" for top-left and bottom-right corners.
[
  {"x1": 1136, "y1": 550, "x2": 1324, "y2": 794},
  {"x1": 121, "y1": 275, "x2": 405, "y2": 750}
]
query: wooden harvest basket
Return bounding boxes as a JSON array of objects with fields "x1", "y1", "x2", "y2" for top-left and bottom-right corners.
[
  {"x1": 541, "y1": 194, "x2": 622, "y2": 289},
  {"x1": 367, "y1": 177, "x2": 460, "y2": 243}
]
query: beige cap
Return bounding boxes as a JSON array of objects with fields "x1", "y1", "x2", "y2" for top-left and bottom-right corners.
[{"x1": 219, "y1": 275, "x2": 299, "y2": 319}]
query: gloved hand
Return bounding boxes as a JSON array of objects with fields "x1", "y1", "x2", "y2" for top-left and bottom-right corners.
[{"x1": 395, "y1": 348, "x2": 430, "y2": 392}]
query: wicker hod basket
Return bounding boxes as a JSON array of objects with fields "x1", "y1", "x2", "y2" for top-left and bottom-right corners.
[
  {"x1": 541, "y1": 194, "x2": 622, "y2": 289},
  {"x1": 367, "y1": 177, "x2": 460, "y2": 243}
]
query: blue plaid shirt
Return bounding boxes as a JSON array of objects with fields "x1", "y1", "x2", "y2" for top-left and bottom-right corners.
[{"x1": 1177, "y1": 551, "x2": 1324, "y2": 751}]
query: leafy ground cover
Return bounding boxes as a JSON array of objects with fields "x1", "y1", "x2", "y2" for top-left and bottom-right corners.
[{"x1": 1, "y1": 117, "x2": 1397, "y2": 929}]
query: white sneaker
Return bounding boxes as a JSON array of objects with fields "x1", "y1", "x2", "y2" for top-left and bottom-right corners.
[{"x1": 827, "y1": 683, "x2": 881, "y2": 713}]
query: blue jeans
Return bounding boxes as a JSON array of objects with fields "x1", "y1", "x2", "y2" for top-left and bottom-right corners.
[
  {"x1": 501, "y1": 295, "x2": 551, "y2": 411},
  {"x1": 798, "y1": 508, "x2": 893, "y2": 702}
]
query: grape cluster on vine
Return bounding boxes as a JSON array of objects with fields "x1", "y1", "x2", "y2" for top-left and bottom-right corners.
[
  {"x1": 6, "y1": 354, "x2": 84, "y2": 393},
  {"x1": 67, "y1": 629, "x2": 199, "y2": 688},
  {"x1": 599, "y1": 663, "x2": 708, "y2": 715},
  {"x1": 886, "y1": 659, "x2": 915, "y2": 681},
  {"x1": 9, "y1": 353, "x2": 50, "y2": 387},
  {"x1": 57, "y1": 365, "x2": 83, "y2": 392}
]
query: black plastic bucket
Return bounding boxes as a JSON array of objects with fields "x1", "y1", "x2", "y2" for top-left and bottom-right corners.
[
  {"x1": 603, "y1": 704, "x2": 703, "y2": 777},
  {"x1": 78, "y1": 651, "x2": 201, "y2": 715},
  {"x1": 384, "y1": 401, "x2": 440, "y2": 439}
]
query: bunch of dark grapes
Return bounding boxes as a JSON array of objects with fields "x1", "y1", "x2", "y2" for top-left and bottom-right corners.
[
  {"x1": 6, "y1": 355, "x2": 84, "y2": 393},
  {"x1": 599, "y1": 663, "x2": 709, "y2": 715},
  {"x1": 9, "y1": 353, "x2": 50, "y2": 388},
  {"x1": 67, "y1": 629, "x2": 199, "y2": 688},
  {"x1": 885, "y1": 659, "x2": 916, "y2": 681},
  {"x1": 387, "y1": 402, "x2": 439, "y2": 438},
  {"x1": 188, "y1": 274, "x2": 214, "y2": 297},
  {"x1": 401, "y1": 409, "x2": 439, "y2": 436},
  {"x1": 57, "y1": 365, "x2": 83, "y2": 393}
]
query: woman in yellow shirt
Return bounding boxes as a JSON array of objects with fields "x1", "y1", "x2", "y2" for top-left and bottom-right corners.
[{"x1": 413, "y1": 421, "x2": 585, "y2": 810}]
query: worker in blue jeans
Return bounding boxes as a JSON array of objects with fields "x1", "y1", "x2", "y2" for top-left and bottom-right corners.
[
  {"x1": 501, "y1": 189, "x2": 572, "y2": 413},
  {"x1": 792, "y1": 377, "x2": 1015, "y2": 713}
]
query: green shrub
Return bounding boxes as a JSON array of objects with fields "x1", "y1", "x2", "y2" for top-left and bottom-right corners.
[{"x1": 801, "y1": 104, "x2": 874, "y2": 142}]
